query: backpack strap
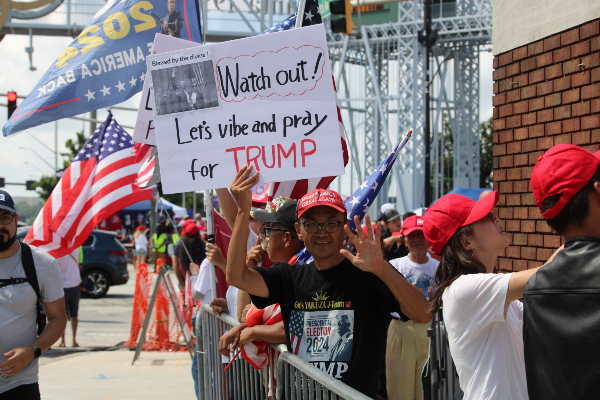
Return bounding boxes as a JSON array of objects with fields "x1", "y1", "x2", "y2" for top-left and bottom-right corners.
[
  {"x1": 20, "y1": 243, "x2": 47, "y2": 336},
  {"x1": 20, "y1": 243, "x2": 42, "y2": 301}
]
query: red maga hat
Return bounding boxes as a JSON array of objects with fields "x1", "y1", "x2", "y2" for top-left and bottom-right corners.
[
  {"x1": 183, "y1": 223, "x2": 199, "y2": 236},
  {"x1": 424, "y1": 191, "x2": 499, "y2": 256},
  {"x1": 401, "y1": 215, "x2": 425, "y2": 236},
  {"x1": 531, "y1": 144, "x2": 600, "y2": 220},
  {"x1": 296, "y1": 189, "x2": 346, "y2": 220}
]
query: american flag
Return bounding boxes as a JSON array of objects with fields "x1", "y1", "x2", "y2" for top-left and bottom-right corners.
[
  {"x1": 289, "y1": 310, "x2": 305, "y2": 355},
  {"x1": 289, "y1": 247, "x2": 314, "y2": 265},
  {"x1": 345, "y1": 130, "x2": 412, "y2": 232},
  {"x1": 25, "y1": 113, "x2": 153, "y2": 258},
  {"x1": 134, "y1": 143, "x2": 160, "y2": 188},
  {"x1": 262, "y1": 0, "x2": 349, "y2": 201}
]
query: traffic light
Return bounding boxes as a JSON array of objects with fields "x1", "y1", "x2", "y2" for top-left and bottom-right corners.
[
  {"x1": 26, "y1": 180, "x2": 35, "y2": 191},
  {"x1": 330, "y1": 0, "x2": 354, "y2": 35},
  {"x1": 7, "y1": 91, "x2": 17, "y2": 119},
  {"x1": 0, "y1": 177, "x2": 4, "y2": 188}
]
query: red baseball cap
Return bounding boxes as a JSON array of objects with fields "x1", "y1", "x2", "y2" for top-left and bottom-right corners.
[
  {"x1": 531, "y1": 144, "x2": 600, "y2": 219},
  {"x1": 401, "y1": 215, "x2": 425, "y2": 236},
  {"x1": 296, "y1": 189, "x2": 346, "y2": 220},
  {"x1": 424, "y1": 191, "x2": 499, "y2": 255},
  {"x1": 183, "y1": 223, "x2": 199, "y2": 236}
]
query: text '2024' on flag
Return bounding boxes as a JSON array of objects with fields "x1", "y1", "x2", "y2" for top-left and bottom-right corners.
[
  {"x1": 2, "y1": 0, "x2": 203, "y2": 137},
  {"x1": 25, "y1": 113, "x2": 153, "y2": 258}
]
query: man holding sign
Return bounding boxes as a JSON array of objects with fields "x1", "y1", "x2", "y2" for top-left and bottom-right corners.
[{"x1": 225, "y1": 165, "x2": 432, "y2": 398}]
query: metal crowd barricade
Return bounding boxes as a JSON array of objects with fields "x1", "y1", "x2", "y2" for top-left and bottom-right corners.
[
  {"x1": 196, "y1": 305, "x2": 371, "y2": 400},
  {"x1": 428, "y1": 311, "x2": 463, "y2": 400}
]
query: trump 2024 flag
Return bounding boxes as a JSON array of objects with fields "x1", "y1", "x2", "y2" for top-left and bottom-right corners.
[{"x1": 3, "y1": 0, "x2": 202, "y2": 137}]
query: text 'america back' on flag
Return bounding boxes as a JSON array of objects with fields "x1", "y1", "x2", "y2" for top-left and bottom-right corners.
[
  {"x1": 345, "y1": 130, "x2": 412, "y2": 232},
  {"x1": 2, "y1": 0, "x2": 203, "y2": 137},
  {"x1": 25, "y1": 113, "x2": 153, "y2": 258}
]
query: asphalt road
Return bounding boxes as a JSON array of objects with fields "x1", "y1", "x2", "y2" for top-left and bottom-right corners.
[{"x1": 47, "y1": 265, "x2": 137, "y2": 355}]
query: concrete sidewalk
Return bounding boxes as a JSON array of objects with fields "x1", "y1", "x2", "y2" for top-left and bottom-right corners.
[{"x1": 39, "y1": 349, "x2": 196, "y2": 400}]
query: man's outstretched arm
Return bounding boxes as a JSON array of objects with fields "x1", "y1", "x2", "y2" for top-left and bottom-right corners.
[
  {"x1": 340, "y1": 215, "x2": 432, "y2": 324},
  {"x1": 226, "y1": 165, "x2": 269, "y2": 298}
]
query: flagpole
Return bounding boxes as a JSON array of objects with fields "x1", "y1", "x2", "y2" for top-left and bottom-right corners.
[
  {"x1": 204, "y1": 189, "x2": 218, "y2": 299},
  {"x1": 295, "y1": 0, "x2": 306, "y2": 28}
]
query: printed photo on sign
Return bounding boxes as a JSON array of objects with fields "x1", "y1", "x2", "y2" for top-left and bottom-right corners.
[
  {"x1": 151, "y1": 61, "x2": 219, "y2": 116},
  {"x1": 290, "y1": 310, "x2": 354, "y2": 363}
]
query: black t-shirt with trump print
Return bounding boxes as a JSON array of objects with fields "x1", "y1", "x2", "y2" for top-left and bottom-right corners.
[{"x1": 249, "y1": 258, "x2": 408, "y2": 398}]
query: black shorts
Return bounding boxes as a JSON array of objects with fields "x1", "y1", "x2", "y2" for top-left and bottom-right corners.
[
  {"x1": 64, "y1": 286, "x2": 81, "y2": 318},
  {"x1": 0, "y1": 382, "x2": 40, "y2": 400}
]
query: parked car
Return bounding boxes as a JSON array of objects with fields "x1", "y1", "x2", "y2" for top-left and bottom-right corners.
[{"x1": 17, "y1": 227, "x2": 129, "y2": 298}]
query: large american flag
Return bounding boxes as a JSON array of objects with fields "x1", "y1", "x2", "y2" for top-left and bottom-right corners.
[
  {"x1": 262, "y1": 0, "x2": 349, "y2": 201},
  {"x1": 345, "y1": 130, "x2": 412, "y2": 232},
  {"x1": 25, "y1": 113, "x2": 153, "y2": 258}
]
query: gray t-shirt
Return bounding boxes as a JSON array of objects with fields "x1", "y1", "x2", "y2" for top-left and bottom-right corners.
[{"x1": 0, "y1": 243, "x2": 64, "y2": 393}]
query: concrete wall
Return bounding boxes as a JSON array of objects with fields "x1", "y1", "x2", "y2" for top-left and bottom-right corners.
[
  {"x1": 492, "y1": 19, "x2": 600, "y2": 271},
  {"x1": 493, "y1": 0, "x2": 600, "y2": 55}
]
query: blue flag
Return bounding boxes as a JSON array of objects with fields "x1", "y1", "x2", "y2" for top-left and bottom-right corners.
[
  {"x1": 345, "y1": 131, "x2": 412, "y2": 232},
  {"x1": 3, "y1": 0, "x2": 203, "y2": 137}
]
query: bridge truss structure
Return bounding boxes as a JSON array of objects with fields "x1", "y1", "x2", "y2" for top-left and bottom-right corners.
[
  {"x1": 328, "y1": 0, "x2": 492, "y2": 214},
  {"x1": 1, "y1": 0, "x2": 491, "y2": 213}
]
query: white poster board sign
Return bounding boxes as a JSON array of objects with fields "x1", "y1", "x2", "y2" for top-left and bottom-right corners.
[
  {"x1": 147, "y1": 24, "x2": 345, "y2": 194},
  {"x1": 132, "y1": 34, "x2": 203, "y2": 145}
]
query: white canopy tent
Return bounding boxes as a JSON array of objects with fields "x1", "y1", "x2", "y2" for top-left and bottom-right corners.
[{"x1": 159, "y1": 198, "x2": 188, "y2": 219}]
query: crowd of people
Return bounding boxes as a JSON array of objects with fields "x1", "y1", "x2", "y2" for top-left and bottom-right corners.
[{"x1": 1, "y1": 143, "x2": 599, "y2": 399}]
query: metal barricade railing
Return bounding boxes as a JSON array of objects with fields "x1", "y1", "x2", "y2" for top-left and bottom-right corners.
[
  {"x1": 428, "y1": 311, "x2": 463, "y2": 400},
  {"x1": 196, "y1": 305, "x2": 372, "y2": 400}
]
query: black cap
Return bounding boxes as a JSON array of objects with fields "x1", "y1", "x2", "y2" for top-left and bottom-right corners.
[
  {"x1": 381, "y1": 208, "x2": 400, "y2": 223},
  {"x1": 253, "y1": 201, "x2": 298, "y2": 231},
  {"x1": 0, "y1": 190, "x2": 16, "y2": 213}
]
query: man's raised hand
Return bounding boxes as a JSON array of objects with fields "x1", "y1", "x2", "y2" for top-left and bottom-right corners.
[
  {"x1": 229, "y1": 165, "x2": 259, "y2": 213},
  {"x1": 340, "y1": 215, "x2": 385, "y2": 275}
]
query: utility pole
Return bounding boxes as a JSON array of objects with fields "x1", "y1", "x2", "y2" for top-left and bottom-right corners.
[
  {"x1": 419, "y1": 0, "x2": 437, "y2": 206},
  {"x1": 90, "y1": 110, "x2": 97, "y2": 134},
  {"x1": 55, "y1": 121, "x2": 58, "y2": 173}
]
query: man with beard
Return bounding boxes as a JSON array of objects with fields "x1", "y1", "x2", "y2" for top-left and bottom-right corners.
[{"x1": 0, "y1": 190, "x2": 67, "y2": 399}]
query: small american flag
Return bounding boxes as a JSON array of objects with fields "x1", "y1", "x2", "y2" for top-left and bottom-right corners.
[
  {"x1": 262, "y1": 0, "x2": 349, "y2": 201},
  {"x1": 289, "y1": 310, "x2": 305, "y2": 354},
  {"x1": 25, "y1": 113, "x2": 153, "y2": 258},
  {"x1": 345, "y1": 131, "x2": 412, "y2": 232},
  {"x1": 289, "y1": 247, "x2": 314, "y2": 265}
]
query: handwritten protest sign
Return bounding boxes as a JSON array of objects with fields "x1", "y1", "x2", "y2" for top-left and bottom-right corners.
[
  {"x1": 132, "y1": 34, "x2": 203, "y2": 145},
  {"x1": 147, "y1": 24, "x2": 345, "y2": 194}
]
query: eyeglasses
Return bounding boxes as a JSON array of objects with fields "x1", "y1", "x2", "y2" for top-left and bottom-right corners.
[
  {"x1": 263, "y1": 227, "x2": 290, "y2": 237},
  {"x1": 0, "y1": 213, "x2": 16, "y2": 225},
  {"x1": 301, "y1": 221, "x2": 344, "y2": 234}
]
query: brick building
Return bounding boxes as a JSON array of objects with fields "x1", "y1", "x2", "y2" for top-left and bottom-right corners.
[{"x1": 492, "y1": 3, "x2": 600, "y2": 271}]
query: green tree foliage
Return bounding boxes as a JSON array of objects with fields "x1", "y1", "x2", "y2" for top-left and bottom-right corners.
[
  {"x1": 158, "y1": 182, "x2": 204, "y2": 213},
  {"x1": 33, "y1": 130, "x2": 87, "y2": 200},
  {"x1": 33, "y1": 175, "x2": 58, "y2": 201},
  {"x1": 61, "y1": 131, "x2": 88, "y2": 167},
  {"x1": 479, "y1": 117, "x2": 494, "y2": 188},
  {"x1": 14, "y1": 200, "x2": 43, "y2": 224}
]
